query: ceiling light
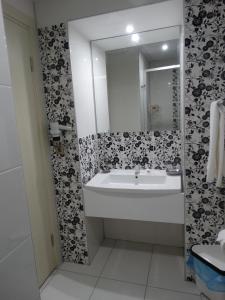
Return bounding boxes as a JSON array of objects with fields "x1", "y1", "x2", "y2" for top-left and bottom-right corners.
[
  {"x1": 126, "y1": 24, "x2": 134, "y2": 34},
  {"x1": 162, "y1": 44, "x2": 168, "y2": 51},
  {"x1": 131, "y1": 33, "x2": 140, "y2": 43},
  {"x1": 95, "y1": 57, "x2": 99, "y2": 61}
]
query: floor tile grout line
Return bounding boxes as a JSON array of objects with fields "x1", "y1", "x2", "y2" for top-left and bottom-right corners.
[
  {"x1": 100, "y1": 275, "x2": 146, "y2": 287},
  {"x1": 88, "y1": 275, "x2": 101, "y2": 300},
  {"x1": 144, "y1": 245, "x2": 154, "y2": 299},
  {"x1": 88, "y1": 239, "x2": 117, "y2": 300},
  {"x1": 40, "y1": 269, "x2": 59, "y2": 293},
  {"x1": 99, "y1": 239, "x2": 117, "y2": 278},
  {"x1": 55, "y1": 268, "x2": 99, "y2": 279},
  {"x1": 148, "y1": 284, "x2": 200, "y2": 296}
]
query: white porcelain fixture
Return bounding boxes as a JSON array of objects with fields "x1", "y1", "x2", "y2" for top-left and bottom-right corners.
[{"x1": 83, "y1": 169, "x2": 184, "y2": 224}]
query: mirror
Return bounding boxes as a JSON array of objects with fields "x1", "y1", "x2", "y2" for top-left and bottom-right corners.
[{"x1": 91, "y1": 26, "x2": 181, "y2": 133}]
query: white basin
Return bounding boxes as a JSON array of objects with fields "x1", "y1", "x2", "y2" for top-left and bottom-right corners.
[
  {"x1": 83, "y1": 169, "x2": 184, "y2": 224},
  {"x1": 85, "y1": 169, "x2": 181, "y2": 195}
]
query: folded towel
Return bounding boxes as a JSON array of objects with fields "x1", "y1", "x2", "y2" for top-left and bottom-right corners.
[{"x1": 207, "y1": 100, "x2": 225, "y2": 187}]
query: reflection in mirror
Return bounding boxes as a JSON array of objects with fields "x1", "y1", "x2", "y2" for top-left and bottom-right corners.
[{"x1": 91, "y1": 26, "x2": 181, "y2": 133}]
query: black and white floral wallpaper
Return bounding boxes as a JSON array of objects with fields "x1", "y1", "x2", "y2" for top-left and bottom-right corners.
[
  {"x1": 184, "y1": 0, "x2": 225, "y2": 276},
  {"x1": 79, "y1": 134, "x2": 99, "y2": 184},
  {"x1": 38, "y1": 24, "x2": 89, "y2": 264},
  {"x1": 98, "y1": 130, "x2": 181, "y2": 171}
]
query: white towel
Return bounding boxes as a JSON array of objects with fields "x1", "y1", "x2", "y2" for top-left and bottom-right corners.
[
  {"x1": 216, "y1": 229, "x2": 225, "y2": 253},
  {"x1": 207, "y1": 101, "x2": 225, "y2": 187}
]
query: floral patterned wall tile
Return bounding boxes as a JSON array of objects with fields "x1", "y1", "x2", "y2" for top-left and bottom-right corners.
[
  {"x1": 184, "y1": 0, "x2": 225, "y2": 268},
  {"x1": 38, "y1": 23, "x2": 89, "y2": 264},
  {"x1": 79, "y1": 134, "x2": 99, "y2": 184},
  {"x1": 97, "y1": 130, "x2": 181, "y2": 171}
]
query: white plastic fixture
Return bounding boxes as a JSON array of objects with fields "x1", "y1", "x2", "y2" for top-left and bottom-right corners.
[
  {"x1": 50, "y1": 121, "x2": 72, "y2": 138},
  {"x1": 131, "y1": 33, "x2": 140, "y2": 43},
  {"x1": 162, "y1": 43, "x2": 168, "y2": 51},
  {"x1": 126, "y1": 24, "x2": 134, "y2": 33}
]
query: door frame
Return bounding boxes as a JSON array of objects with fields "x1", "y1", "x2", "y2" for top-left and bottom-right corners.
[{"x1": 2, "y1": 1, "x2": 61, "y2": 285}]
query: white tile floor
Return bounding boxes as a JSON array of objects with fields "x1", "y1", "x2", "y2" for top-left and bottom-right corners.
[{"x1": 41, "y1": 239, "x2": 201, "y2": 300}]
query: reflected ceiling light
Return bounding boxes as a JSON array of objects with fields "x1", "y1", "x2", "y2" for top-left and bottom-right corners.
[
  {"x1": 131, "y1": 33, "x2": 140, "y2": 43},
  {"x1": 162, "y1": 44, "x2": 168, "y2": 51},
  {"x1": 126, "y1": 24, "x2": 134, "y2": 33},
  {"x1": 95, "y1": 57, "x2": 99, "y2": 61}
]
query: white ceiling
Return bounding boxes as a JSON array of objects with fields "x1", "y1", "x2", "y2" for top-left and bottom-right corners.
[{"x1": 69, "y1": 0, "x2": 183, "y2": 41}]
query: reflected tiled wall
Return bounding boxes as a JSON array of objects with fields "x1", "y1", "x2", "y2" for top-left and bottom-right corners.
[{"x1": 184, "y1": 0, "x2": 225, "y2": 275}]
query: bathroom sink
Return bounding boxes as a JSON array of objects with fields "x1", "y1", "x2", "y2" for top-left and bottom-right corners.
[
  {"x1": 85, "y1": 169, "x2": 181, "y2": 195},
  {"x1": 83, "y1": 169, "x2": 184, "y2": 224}
]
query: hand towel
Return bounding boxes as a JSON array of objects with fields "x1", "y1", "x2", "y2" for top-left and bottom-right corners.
[
  {"x1": 207, "y1": 101, "x2": 225, "y2": 187},
  {"x1": 216, "y1": 229, "x2": 225, "y2": 253}
]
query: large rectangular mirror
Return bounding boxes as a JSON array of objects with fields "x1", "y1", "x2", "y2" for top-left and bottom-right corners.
[{"x1": 91, "y1": 26, "x2": 181, "y2": 133}]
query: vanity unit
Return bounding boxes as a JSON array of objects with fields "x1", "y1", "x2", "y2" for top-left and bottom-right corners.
[{"x1": 83, "y1": 169, "x2": 183, "y2": 224}]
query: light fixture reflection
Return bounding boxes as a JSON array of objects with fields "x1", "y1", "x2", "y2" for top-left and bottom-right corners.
[
  {"x1": 126, "y1": 24, "x2": 134, "y2": 33},
  {"x1": 131, "y1": 33, "x2": 140, "y2": 43},
  {"x1": 162, "y1": 44, "x2": 168, "y2": 51}
]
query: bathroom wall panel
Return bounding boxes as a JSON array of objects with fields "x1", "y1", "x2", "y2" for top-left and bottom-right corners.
[
  {"x1": 92, "y1": 44, "x2": 110, "y2": 133},
  {"x1": 38, "y1": 23, "x2": 89, "y2": 264},
  {"x1": 69, "y1": 24, "x2": 97, "y2": 138},
  {"x1": 184, "y1": 0, "x2": 225, "y2": 277},
  {"x1": 0, "y1": 86, "x2": 21, "y2": 172},
  {"x1": 0, "y1": 167, "x2": 30, "y2": 260},
  {"x1": 0, "y1": 237, "x2": 40, "y2": 300},
  {"x1": 0, "y1": 0, "x2": 40, "y2": 297},
  {"x1": 0, "y1": 3, "x2": 11, "y2": 86}
]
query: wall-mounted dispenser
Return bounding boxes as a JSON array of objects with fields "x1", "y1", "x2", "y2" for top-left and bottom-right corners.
[{"x1": 50, "y1": 122, "x2": 72, "y2": 155}]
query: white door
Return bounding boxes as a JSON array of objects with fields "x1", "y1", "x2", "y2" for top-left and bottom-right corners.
[{"x1": 4, "y1": 11, "x2": 60, "y2": 286}]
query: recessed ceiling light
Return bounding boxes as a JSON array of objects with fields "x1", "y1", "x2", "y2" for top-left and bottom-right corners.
[
  {"x1": 162, "y1": 44, "x2": 168, "y2": 51},
  {"x1": 95, "y1": 57, "x2": 99, "y2": 61},
  {"x1": 131, "y1": 33, "x2": 140, "y2": 43},
  {"x1": 126, "y1": 24, "x2": 134, "y2": 34}
]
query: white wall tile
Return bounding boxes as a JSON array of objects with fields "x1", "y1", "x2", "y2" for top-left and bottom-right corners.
[
  {"x1": 69, "y1": 25, "x2": 97, "y2": 138},
  {"x1": 0, "y1": 167, "x2": 30, "y2": 260},
  {"x1": 0, "y1": 1, "x2": 11, "y2": 86},
  {"x1": 0, "y1": 237, "x2": 40, "y2": 300},
  {"x1": 0, "y1": 86, "x2": 21, "y2": 172}
]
